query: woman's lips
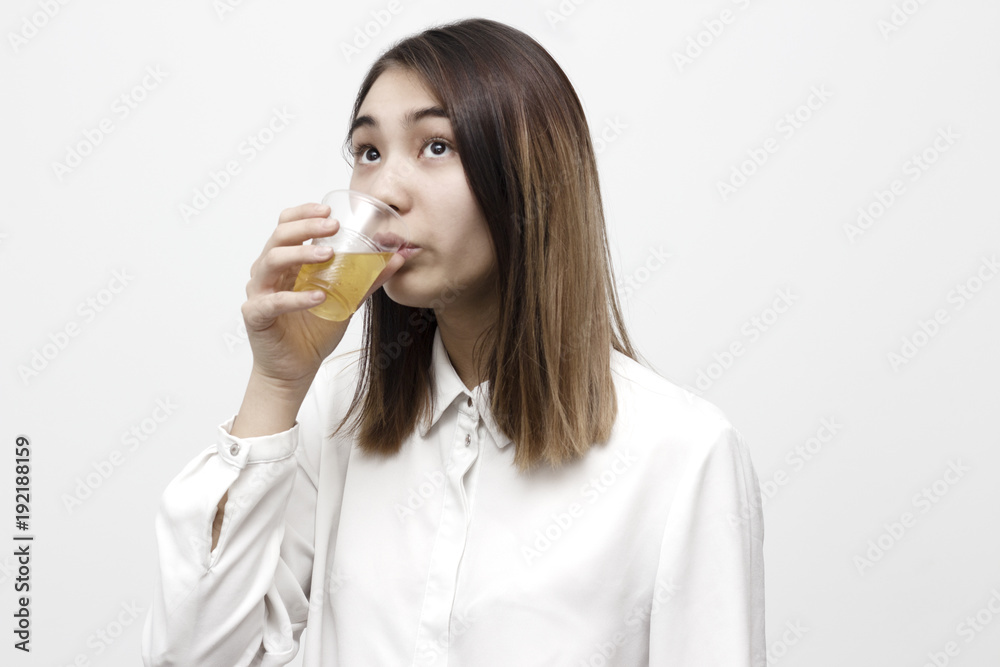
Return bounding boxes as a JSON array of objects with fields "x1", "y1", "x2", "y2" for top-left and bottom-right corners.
[{"x1": 398, "y1": 244, "x2": 421, "y2": 259}]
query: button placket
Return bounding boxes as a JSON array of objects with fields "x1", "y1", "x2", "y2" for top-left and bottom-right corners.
[
  {"x1": 413, "y1": 402, "x2": 482, "y2": 666},
  {"x1": 451, "y1": 408, "x2": 481, "y2": 532}
]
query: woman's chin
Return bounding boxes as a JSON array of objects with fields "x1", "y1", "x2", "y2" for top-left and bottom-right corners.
[{"x1": 383, "y1": 277, "x2": 431, "y2": 309}]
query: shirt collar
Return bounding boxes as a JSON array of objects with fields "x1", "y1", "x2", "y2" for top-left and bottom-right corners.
[{"x1": 418, "y1": 327, "x2": 513, "y2": 450}]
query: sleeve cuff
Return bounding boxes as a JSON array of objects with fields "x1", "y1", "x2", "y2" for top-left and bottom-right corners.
[{"x1": 215, "y1": 414, "x2": 300, "y2": 470}]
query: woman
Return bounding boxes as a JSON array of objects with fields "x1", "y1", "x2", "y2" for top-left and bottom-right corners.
[{"x1": 142, "y1": 17, "x2": 765, "y2": 667}]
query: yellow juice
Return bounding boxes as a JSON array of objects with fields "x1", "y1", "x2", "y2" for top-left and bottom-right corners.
[{"x1": 293, "y1": 251, "x2": 393, "y2": 321}]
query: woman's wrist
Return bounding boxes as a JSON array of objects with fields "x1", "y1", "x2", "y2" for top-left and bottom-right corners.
[{"x1": 231, "y1": 369, "x2": 315, "y2": 438}]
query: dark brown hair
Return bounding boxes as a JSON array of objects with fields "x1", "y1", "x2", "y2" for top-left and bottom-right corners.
[{"x1": 331, "y1": 17, "x2": 643, "y2": 472}]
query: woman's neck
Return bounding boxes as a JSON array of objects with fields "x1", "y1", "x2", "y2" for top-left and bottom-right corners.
[{"x1": 435, "y1": 301, "x2": 498, "y2": 391}]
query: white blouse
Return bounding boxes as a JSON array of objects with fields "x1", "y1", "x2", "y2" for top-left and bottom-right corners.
[{"x1": 141, "y1": 327, "x2": 765, "y2": 666}]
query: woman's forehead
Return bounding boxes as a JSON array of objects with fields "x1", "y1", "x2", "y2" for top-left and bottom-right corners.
[{"x1": 359, "y1": 68, "x2": 441, "y2": 115}]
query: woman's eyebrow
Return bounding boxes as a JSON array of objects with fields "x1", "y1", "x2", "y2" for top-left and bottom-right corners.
[{"x1": 350, "y1": 106, "x2": 450, "y2": 138}]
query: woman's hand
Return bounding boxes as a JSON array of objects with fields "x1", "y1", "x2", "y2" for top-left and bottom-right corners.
[{"x1": 241, "y1": 202, "x2": 406, "y2": 394}]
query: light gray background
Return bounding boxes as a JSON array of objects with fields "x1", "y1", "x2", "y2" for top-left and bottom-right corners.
[{"x1": 2, "y1": 1, "x2": 999, "y2": 665}]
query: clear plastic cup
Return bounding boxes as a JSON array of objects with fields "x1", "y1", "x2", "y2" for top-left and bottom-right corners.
[{"x1": 293, "y1": 190, "x2": 408, "y2": 321}]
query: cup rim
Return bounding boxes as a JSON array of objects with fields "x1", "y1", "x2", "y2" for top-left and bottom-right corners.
[
  {"x1": 317, "y1": 189, "x2": 407, "y2": 252},
  {"x1": 322, "y1": 189, "x2": 403, "y2": 221}
]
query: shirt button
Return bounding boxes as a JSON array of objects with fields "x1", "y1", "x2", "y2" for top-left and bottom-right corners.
[
  {"x1": 464, "y1": 434, "x2": 471, "y2": 447},
  {"x1": 230, "y1": 443, "x2": 240, "y2": 456}
]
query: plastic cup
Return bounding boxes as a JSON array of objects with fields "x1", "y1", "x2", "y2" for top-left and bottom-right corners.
[{"x1": 293, "y1": 190, "x2": 408, "y2": 321}]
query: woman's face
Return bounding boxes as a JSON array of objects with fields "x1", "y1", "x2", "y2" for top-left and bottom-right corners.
[{"x1": 349, "y1": 67, "x2": 497, "y2": 313}]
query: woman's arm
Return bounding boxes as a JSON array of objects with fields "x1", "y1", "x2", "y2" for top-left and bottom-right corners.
[
  {"x1": 210, "y1": 371, "x2": 315, "y2": 552},
  {"x1": 141, "y1": 371, "x2": 326, "y2": 666},
  {"x1": 648, "y1": 423, "x2": 766, "y2": 666}
]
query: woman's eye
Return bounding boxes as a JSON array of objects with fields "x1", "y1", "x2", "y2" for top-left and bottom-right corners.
[
  {"x1": 357, "y1": 146, "x2": 380, "y2": 164},
  {"x1": 421, "y1": 140, "x2": 452, "y2": 158}
]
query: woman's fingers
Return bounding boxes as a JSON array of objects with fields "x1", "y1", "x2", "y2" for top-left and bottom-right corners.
[
  {"x1": 278, "y1": 202, "x2": 329, "y2": 225},
  {"x1": 247, "y1": 244, "x2": 335, "y2": 295},
  {"x1": 250, "y1": 202, "x2": 336, "y2": 274},
  {"x1": 266, "y1": 215, "x2": 339, "y2": 254},
  {"x1": 241, "y1": 289, "x2": 325, "y2": 331},
  {"x1": 252, "y1": 217, "x2": 339, "y2": 276}
]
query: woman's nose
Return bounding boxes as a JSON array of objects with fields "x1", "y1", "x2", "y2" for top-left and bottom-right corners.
[{"x1": 366, "y1": 157, "x2": 415, "y2": 214}]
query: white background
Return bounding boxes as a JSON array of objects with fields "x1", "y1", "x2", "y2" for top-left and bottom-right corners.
[{"x1": 2, "y1": 0, "x2": 999, "y2": 665}]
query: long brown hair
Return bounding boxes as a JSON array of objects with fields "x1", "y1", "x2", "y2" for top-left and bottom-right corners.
[{"x1": 331, "y1": 17, "x2": 643, "y2": 472}]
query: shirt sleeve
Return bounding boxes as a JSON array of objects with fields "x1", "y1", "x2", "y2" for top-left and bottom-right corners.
[
  {"x1": 141, "y1": 385, "x2": 323, "y2": 667},
  {"x1": 648, "y1": 423, "x2": 766, "y2": 666}
]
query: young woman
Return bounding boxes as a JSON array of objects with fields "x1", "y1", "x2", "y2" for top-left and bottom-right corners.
[{"x1": 142, "y1": 18, "x2": 765, "y2": 667}]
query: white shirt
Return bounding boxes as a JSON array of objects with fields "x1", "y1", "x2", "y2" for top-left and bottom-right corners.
[{"x1": 142, "y1": 327, "x2": 765, "y2": 666}]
